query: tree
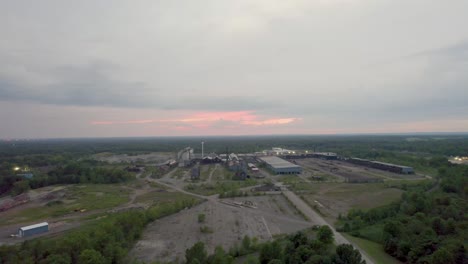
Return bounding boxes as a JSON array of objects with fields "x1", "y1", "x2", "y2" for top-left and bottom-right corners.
[
  {"x1": 431, "y1": 248, "x2": 454, "y2": 264},
  {"x1": 186, "y1": 242, "x2": 207, "y2": 264},
  {"x1": 12, "y1": 180, "x2": 30, "y2": 195},
  {"x1": 242, "y1": 235, "x2": 251, "y2": 253},
  {"x1": 290, "y1": 232, "x2": 308, "y2": 248},
  {"x1": 78, "y1": 249, "x2": 106, "y2": 264},
  {"x1": 259, "y1": 241, "x2": 282, "y2": 264},
  {"x1": 244, "y1": 255, "x2": 260, "y2": 264},
  {"x1": 43, "y1": 254, "x2": 71, "y2": 264},
  {"x1": 306, "y1": 255, "x2": 332, "y2": 264},
  {"x1": 267, "y1": 260, "x2": 282, "y2": 264},
  {"x1": 334, "y1": 244, "x2": 365, "y2": 264},
  {"x1": 317, "y1": 226, "x2": 334, "y2": 244},
  {"x1": 208, "y1": 246, "x2": 232, "y2": 264}
]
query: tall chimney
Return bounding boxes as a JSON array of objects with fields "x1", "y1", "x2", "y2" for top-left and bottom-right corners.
[{"x1": 201, "y1": 141, "x2": 204, "y2": 159}]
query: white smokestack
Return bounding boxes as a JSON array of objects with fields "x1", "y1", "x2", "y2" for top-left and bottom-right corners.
[{"x1": 201, "y1": 141, "x2": 204, "y2": 159}]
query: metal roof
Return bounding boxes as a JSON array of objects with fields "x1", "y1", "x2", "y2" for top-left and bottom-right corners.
[
  {"x1": 370, "y1": 161, "x2": 413, "y2": 169},
  {"x1": 351, "y1": 158, "x2": 413, "y2": 169},
  {"x1": 259, "y1": 156, "x2": 301, "y2": 169},
  {"x1": 20, "y1": 222, "x2": 48, "y2": 231}
]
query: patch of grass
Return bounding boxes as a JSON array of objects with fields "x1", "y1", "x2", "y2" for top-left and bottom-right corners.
[
  {"x1": 171, "y1": 168, "x2": 187, "y2": 179},
  {"x1": 185, "y1": 179, "x2": 259, "y2": 196},
  {"x1": 278, "y1": 175, "x2": 305, "y2": 185},
  {"x1": 353, "y1": 224, "x2": 385, "y2": 243},
  {"x1": 199, "y1": 164, "x2": 217, "y2": 181},
  {"x1": 46, "y1": 200, "x2": 64, "y2": 207},
  {"x1": 134, "y1": 189, "x2": 192, "y2": 206},
  {"x1": 344, "y1": 234, "x2": 402, "y2": 264},
  {"x1": 0, "y1": 184, "x2": 130, "y2": 226},
  {"x1": 301, "y1": 182, "x2": 402, "y2": 210},
  {"x1": 212, "y1": 165, "x2": 234, "y2": 181},
  {"x1": 198, "y1": 213, "x2": 206, "y2": 223},
  {"x1": 200, "y1": 225, "x2": 213, "y2": 233}
]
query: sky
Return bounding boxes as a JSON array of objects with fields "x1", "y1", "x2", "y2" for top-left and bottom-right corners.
[{"x1": 1, "y1": 0, "x2": 468, "y2": 138}]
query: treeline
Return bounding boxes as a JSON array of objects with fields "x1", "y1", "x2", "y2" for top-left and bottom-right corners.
[
  {"x1": 0, "y1": 198, "x2": 199, "y2": 264},
  {"x1": 339, "y1": 164, "x2": 467, "y2": 263},
  {"x1": 184, "y1": 226, "x2": 365, "y2": 264},
  {"x1": 1, "y1": 162, "x2": 134, "y2": 196},
  {"x1": 2, "y1": 135, "x2": 467, "y2": 158}
]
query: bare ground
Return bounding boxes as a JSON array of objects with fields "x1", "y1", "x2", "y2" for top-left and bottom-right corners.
[{"x1": 130, "y1": 195, "x2": 311, "y2": 263}]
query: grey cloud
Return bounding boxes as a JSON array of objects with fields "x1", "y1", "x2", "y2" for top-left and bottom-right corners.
[
  {"x1": 1, "y1": 0, "x2": 468, "y2": 137},
  {"x1": 0, "y1": 63, "x2": 278, "y2": 111}
]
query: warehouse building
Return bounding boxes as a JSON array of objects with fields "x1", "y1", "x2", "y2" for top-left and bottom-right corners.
[
  {"x1": 259, "y1": 156, "x2": 302, "y2": 174},
  {"x1": 347, "y1": 158, "x2": 414, "y2": 174},
  {"x1": 18, "y1": 222, "x2": 49, "y2": 237}
]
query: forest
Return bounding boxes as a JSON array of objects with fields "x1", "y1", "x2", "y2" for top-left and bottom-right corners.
[
  {"x1": 0, "y1": 161, "x2": 133, "y2": 196},
  {"x1": 183, "y1": 226, "x2": 365, "y2": 264},
  {"x1": 338, "y1": 161, "x2": 467, "y2": 263}
]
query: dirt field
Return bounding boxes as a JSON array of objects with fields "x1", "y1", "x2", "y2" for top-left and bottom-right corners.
[{"x1": 130, "y1": 195, "x2": 311, "y2": 263}]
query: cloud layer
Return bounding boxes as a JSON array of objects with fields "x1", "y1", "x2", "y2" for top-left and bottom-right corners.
[{"x1": 1, "y1": 0, "x2": 468, "y2": 138}]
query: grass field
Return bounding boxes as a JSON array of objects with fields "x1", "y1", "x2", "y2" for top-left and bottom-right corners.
[
  {"x1": 135, "y1": 188, "x2": 199, "y2": 206},
  {"x1": 344, "y1": 234, "x2": 402, "y2": 264},
  {"x1": 0, "y1": 184, "x2": 130, "y2": 226},
  {"x1": 278, "y1": 175, "x2": 305, "y2": 185},
  {"x1": 184, "y1": 179, "x2": 259, "y2": 196},
  {"x1": 297, "y1": 182, "x2": 403, "y2": 220},
  {"x1": 171, "y1": 168, "x2": 188, "y2": 179},
  {"x1": 211, "y1": 165, "x2": 233, "y2": 181},
  {"x1": 199, "y1": 164, "x2": 216, "y2": 181}
]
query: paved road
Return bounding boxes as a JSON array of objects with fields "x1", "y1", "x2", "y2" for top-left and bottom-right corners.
[{"x1": 280, "y1": 186, "x2": 374, "y2": 264}]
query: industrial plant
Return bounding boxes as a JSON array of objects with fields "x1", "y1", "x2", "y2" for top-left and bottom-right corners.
[{"x1": 258, "y1": 156, "x2": 302, "y2": 175}]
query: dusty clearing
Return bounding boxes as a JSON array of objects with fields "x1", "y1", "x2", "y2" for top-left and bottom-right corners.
[{"x1": 130, "y1": 195, "x2": 311, "y2": 263}]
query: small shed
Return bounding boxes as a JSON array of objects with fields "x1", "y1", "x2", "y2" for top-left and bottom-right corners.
[
  {"x1": 18, "y1": 222, "x2": 49, "y2": 237},
  {"x1": 190, "y1": 166, "x2": 200, "y2": 180}
]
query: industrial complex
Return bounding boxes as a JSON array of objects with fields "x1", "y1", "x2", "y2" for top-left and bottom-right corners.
[
  {"x1": 175, "y1": 144, "x2": 414, "y2": 176},
  {"x1": 259, "y1": 156, "x2": 302, "y2": 174}
]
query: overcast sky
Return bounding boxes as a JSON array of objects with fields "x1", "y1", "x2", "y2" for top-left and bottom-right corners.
[{"x1": 1, "y1": 0, "x2": 467, "y2": 138}]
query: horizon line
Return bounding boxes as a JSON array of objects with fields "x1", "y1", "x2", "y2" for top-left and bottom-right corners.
[{"x1": 2, "y1": 131, "x2": 468, "y2": 141}]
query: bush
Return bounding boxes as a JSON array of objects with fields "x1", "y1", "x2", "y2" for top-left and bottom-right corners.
[
  {"x1": 198, "y1": 213, "x2": 206, "y2": 223},
  {"x1": 200, "y1": 226, "x2": 213, "y2": 233}
]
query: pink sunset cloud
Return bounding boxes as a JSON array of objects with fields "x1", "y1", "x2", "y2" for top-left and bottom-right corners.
[
  {"x1": 90, "y1": 111, "x2": 301, "y2": 129},
  {"x1": 91, "y1": 119, "x2": 155, "y2": 125}
]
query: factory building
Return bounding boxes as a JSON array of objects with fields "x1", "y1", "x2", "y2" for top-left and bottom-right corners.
[
  {"x1": 177, "y1": 147, "x2": 194, "y2": 167},
  {"x1": 18, "y1": 222, "x2": 49, "y2": 237},
  {"x1": 259, "y1": 156, "x2": 302, "y2": 174},
  {"x1": 348, "y1": 158, "x2": 414, "y2": 174}
]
